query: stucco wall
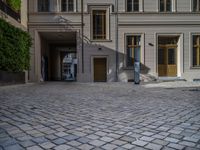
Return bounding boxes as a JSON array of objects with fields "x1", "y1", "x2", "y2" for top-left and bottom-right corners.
[{"x1": 28, "y1": 0, "x2": 200, "y2": 82}]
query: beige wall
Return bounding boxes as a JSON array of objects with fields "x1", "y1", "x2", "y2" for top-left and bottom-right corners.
[
  {"x1": 21, "y1": 0, "x2": 28, "y2": 27},
  {"x1": 28, "y1": 0, "x2": 200, "y2": 82}
]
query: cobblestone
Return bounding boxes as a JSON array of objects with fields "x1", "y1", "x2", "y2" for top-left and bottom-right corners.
[
  {"x1": 132, "y1": 140, "x2": 148, "y2": 146},
  {"x1": 53, "y1": 144, "x2": 71, "y2": 150},
  {"x1": 39, "y1": 141, "x2": 56, "y2": 149},
  {"x1": 0, "y1": 82, "x2": 199, "y2": 149},
  {"x1": 168, "y1": 143, "x2": 185, "y2": 150},
  {"x1": 145, "y1": 143, "x2": 163, "y2": 150}
]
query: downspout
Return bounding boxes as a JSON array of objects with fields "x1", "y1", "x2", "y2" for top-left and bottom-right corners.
[
  {"x1": 81, "y1": 0, "x2": 84, "y2": 73},
  {"x1": 27, "y1": 0, "x2": 30, "y2": 81},
  {"x1": 115, "y1": 0, "x2": 119, "y2": 81}
]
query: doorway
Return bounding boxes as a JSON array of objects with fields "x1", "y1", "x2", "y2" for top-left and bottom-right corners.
[
  {"x1": 93, "y1": 58, "x2": 107, "y2": 82},
  {"x1": 61, "y1": 52, "x2": 77, "y2": 81},
  {"x1": 158, "y1": 36, "x2": 178, "y2": 77}
]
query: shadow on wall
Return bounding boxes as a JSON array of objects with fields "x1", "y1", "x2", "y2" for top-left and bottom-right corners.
[
  {"x1": 79, "y1": 40, "x2": 152, "y2": 82},
  {"x1": 40, "y1": 16, "x2": 153, "y2": 82}
]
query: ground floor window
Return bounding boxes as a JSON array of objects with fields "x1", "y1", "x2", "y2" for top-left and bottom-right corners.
[
  {"x1": 126, "y1": 35, "x2": 141, "y2": 67},
  {"x1": 193, "y1": 35, "x2": 200, "y2": 67}
]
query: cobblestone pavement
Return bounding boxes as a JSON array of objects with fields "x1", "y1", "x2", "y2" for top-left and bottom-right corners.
[{"x1": 0, "y1": 82, "x2": 200, "y2": 150}]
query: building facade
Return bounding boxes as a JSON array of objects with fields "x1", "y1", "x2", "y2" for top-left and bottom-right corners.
[
  {"x1": 28, "y1": 0, "x2": 200, "y2": 82},
  {"x1": 0, "y1": 0, "x2": 27, "y2": 30}
]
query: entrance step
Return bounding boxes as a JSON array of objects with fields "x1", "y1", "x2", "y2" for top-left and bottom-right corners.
[
  {"x1": 140, "y1": 74, "x2": 157, "y2": 82},
  {"x1": 158, "y1": 77, "x2": 186, "y2": 82}
]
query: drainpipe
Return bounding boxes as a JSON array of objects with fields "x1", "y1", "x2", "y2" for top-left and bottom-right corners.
[
  {"x1": 27, "y1": 0, "x2": 30, "y2": 82},
  {"x1": 81, "y1": 0, "x2": 84, "y2": 73},
  {"x1": 115, "y1": 0, "x2": 119, "y2": 81}
]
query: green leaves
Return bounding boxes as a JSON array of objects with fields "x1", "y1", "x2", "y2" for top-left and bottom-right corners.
[
  {"x1": 0, "y1": 18, "x2": 31, "y2": 72},
  {"x1": 6, "y1": 0, "x2": 21, "y2": 12}
]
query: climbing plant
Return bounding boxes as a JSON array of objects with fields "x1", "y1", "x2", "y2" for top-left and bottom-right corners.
[
  {"x1": 0, "y1": 18, "x2": 31, "y2": 72},
  {"x1": 6, "y1": 0, "x2": 21, "y2": 12}
]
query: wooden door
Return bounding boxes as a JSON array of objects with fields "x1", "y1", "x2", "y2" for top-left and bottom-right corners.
[
  {"x1": 94, "y1": 58, "x2": 107, "y2": 82},
  {"x1": 158, "y1": 46, "x2": 177, "y2": 77},
  {"x1": 167, "y1": 47, "x2": 177, "y2": 76}
]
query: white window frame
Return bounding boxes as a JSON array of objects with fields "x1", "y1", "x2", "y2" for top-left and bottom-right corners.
[
  {"x1": 158, "y1": 0, "x2": 176, "y2": 12},
  {"x1": 60, "y1": 0, "x2": 76, "y2": 12},
  {"x1": 126, "y1": 0, "x2": 140, "y2": 12}
]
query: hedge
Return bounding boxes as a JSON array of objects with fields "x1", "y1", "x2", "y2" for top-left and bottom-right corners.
[{"x1": 0, "y1": 18, "x2": 31, "y2": 72}]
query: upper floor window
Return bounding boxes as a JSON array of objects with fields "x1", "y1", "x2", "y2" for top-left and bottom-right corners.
[
  {"x1": 61, "y1": 0, "x2": 74, "y2": 12},
  {"x1": 38, "y1": 0, "x2": 49, "y2": 12},
  {"x1": 193, "y1": 0, "x2": 200, "y2": 12},
  {"x1": 92, "y1": 10, "x2": 106, "y2": 40},
  {"x1": 160, "y1": 0, "x2": 172, "y2": 12},
  {"x1": 126, "y1": 35, "x2": 141, "y2": 66},
  {"x1": 193, "y1": 35, "x2": 200, "y2": 67},
  {"x1": 126, "y1": 0, "x2": 139, "y2": 12}
]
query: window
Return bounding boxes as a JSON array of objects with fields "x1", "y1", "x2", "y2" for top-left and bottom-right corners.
[
  {"x1": 160, "y1": 0, "x2": 172, "y2": 12},
  {"x1": 38, "y1": 0, "x2": 49, "y2": 12},
  {"x1": 126, "y1": 35, "x2": 141, "y2": 66},
  {"x1": 61, "y1": 0, "x2": 74, "y2": 12},
  {"x1": 193, "y1": 0, "x2": 200, "y2": 12},
  {"x1": 193, "y1": 35, "x2": 200, "y2": 67},
  {"x1": 92, "y1": 10, "x2": 106, "y2": 40},
  {"x1": 126, "y1": 0, "x2": 139, "y2": 12}
]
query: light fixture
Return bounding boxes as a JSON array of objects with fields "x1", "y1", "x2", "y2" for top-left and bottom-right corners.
[{"x1": 148, "y1": 43, "x2": 154, "y2": 46}]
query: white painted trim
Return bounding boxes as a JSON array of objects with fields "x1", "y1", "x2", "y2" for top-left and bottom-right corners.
[
  {"x1": 140, "y1": 0, "x2": 144, "y2": 12},
  {"x1": 190, "y1": 0, "x2": 192, "y2": 12},
  {"x1": 158, "y1": 0, "x2": 176, "y2": 12}
]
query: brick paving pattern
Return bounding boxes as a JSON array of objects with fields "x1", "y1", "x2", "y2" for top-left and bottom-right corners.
[{"x1": 0, "y1": 82, "x2": 200, "y2": 150}]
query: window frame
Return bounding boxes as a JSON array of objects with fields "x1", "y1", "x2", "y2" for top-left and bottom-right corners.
[
  {"x1": 125, "y1": 34, "x2": 142, "y2": 67},
  {"x1": 192, "y1": 34, "x2": 200, "y2": 68},
  {"x1": 126, "y1": 0, "x2": 140, "y2": 12},
  {"x1": 90, "y1": 7, "x2": 110, "y2": 41},
  {"x1": 61, "y1": 0, "x2": 74, "y2": 12},
  {"x1": 192, "y1": 0, "x2": 200, "y2": 12},
  {"x1": 159, "y1": 0, "x2": 173, "y2": 12},
  {"x1": 38, "y1": 0, "x2": 50, "y2": 12}
]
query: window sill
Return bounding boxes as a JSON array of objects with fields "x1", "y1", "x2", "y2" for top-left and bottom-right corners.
[
  {"x1": 90, "y1": 40, "x2": 112, "y2": 42},
  {"x1": 190, "y1": 66, "x2": 200, "y2": 69},
  {"x1": 125, "y1": 11, "x2": 140, "y2": 13},
  {"x1": 123, "y1": 67, "x2": 134, "y2": 70}
]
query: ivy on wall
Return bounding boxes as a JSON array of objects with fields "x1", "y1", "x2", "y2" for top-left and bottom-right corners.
[
  {"x1": 6, "y1": 0, "x2": 21, "y2": 12},
  {"x1": 0, "y1": 18, "x2": 31, "y2": 72}
]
